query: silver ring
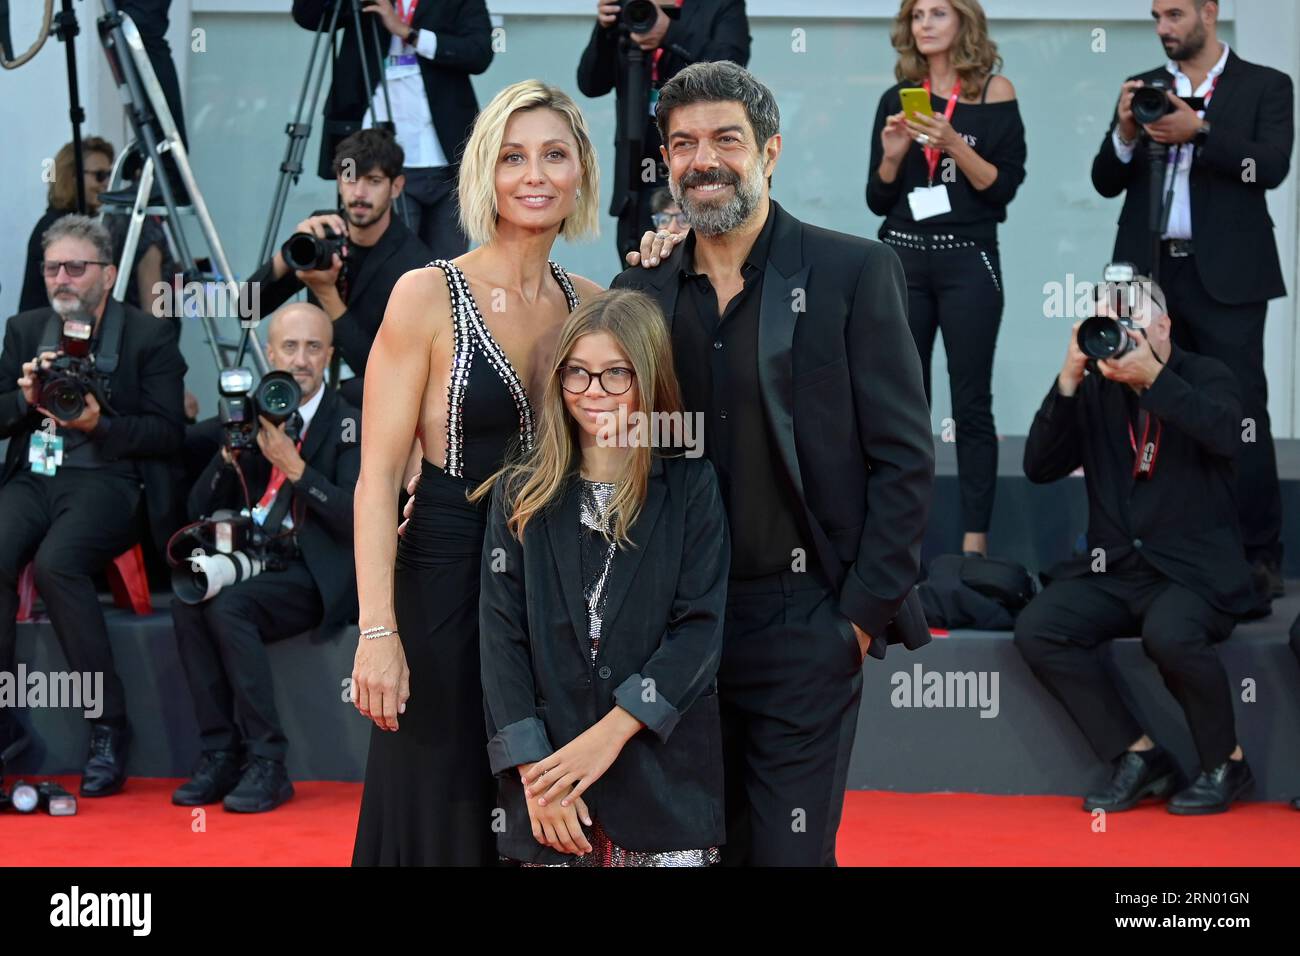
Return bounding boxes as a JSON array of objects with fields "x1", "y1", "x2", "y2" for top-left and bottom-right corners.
[
  {"x1": 916, "y1": 133, "x2": 930, "y2": 146},
  {"x1": 657, "y1": 231, "x2": 671, "y2": 241}
]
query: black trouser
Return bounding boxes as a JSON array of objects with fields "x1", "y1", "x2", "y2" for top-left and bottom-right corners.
[
  {"x1": 1160, "y1": 252, "x2": 1281, "y2": 565},
  {"x1": 396, "y1": 165, "x2": 468, "y2": 260},
  {"x1": 885, "y1": 230, "x2": 1004, "y2": 535},
  {"x1": 171, "y1": 557, "x2": 323, "y2": 762},
  {"x1": 718, "y1": 569, "x2": 864, "y2": 866},
  {"x1": 1014, "y1": 554, "x2": 1238, "y2": 774},
  {"x1": 0, "y1": 468, "x2": 142, "y2": 724},
  {"x1": 118, "y1": 0, "x2": 187, "y2": 146}
]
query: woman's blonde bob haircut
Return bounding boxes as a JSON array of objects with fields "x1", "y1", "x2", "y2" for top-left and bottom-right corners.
[
  {"x1": 891, "y1": 0, "x2": 1002, "y2": 102},
  {"x1": 458, "y1": 79, "x2": 601, "y2": 247},
  {"x1": 470, "y1": 289, "x2": 684, "y2": 547}
]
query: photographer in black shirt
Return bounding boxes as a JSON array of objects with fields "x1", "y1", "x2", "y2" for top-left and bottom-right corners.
[
  {"x1": 0, "y1": 215, "x2": 187, "y2": 798},
  {"x1": 578, "y1": 0, "x2": 750, "y2": 262},
  {"x1": 1015, "y1": 273, "x2": 1255, "y2": 816},
  {"x1": 248, "y1": 129, "x2": 431, "y2": 408}
]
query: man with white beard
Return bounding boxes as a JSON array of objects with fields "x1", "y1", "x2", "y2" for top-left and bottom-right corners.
[{"x1": 0, "y1": 214, "x2": 186, "y2": 797}]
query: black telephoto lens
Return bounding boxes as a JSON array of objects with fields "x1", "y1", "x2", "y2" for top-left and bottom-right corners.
[
  {"x1": 40, "y1": 378, "x2": 85, "y2": 421},
  {"x1": 254, "y1": 370, "x2": 302, "y2": 425},
  {"x1": 281, "y1": 232, "x2": 329, "y2": 272},
  {"x1": 1077, "y1": 316, "x2": 1138, "y2": 360},
  {"x1": 1131, "y1": 80, "x2": 1173, "y2": 126},
  {"x1": 622, "y1": 0, "x2": 659, "y2": 33}
]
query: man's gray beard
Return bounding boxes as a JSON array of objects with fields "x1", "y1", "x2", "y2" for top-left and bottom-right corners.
[
  {"x1": 670, "y1": 159, "x2": 765, "y2": 237},
  {"x1": 51, "y1": 281, "x2": 104, "y2": 317}
]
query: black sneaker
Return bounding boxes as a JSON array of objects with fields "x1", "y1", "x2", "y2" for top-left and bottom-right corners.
[
  {"x1": 1083, "y1": 748, "x2": 1181, "y2": 812},
  {"x1": 172, "y1": 750, "x2": 244, "y2": 806},
  {"x1": 222, "y1": 756, "x2": 293, "y2": 813}
]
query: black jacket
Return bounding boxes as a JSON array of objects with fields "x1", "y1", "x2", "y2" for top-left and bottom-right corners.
[
  {"x1": 0, "y1": 301, "x2": 187, "y2": 557},
  {"x1": 292, "y1": 0, "x2": 493, "y2": 179},
  {"x1": 480, "y1": 454, "x2": 729, "y2": 862},
  {"x1": 1091, "y1": 49, "x2": 1293, "y2": 304},
  {"x1": 188, "y1": 385, "x2": 361, "y2": 626},
  {"x1": 249, "y1": 213, "x2": 431, "y2": 403},
  {"x1": 612, "y1": 201, "x2": 935, "y2": 658},
  {"x1": 1023, "y1": 345, "x2": 1255, "y2": 618},
  {"x1": 577, "y1": 0, "x2": 750, "y2": 218}
]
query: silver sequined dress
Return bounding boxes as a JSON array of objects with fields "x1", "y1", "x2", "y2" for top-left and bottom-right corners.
[{"x1": 517, "y1": 478, "x2": 720, "y2": 868}]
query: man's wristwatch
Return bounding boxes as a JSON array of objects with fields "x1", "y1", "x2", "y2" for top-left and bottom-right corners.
[
  {"x1": 1194, "y1": 120, "x2": 1212, "y2": 146},
  {"x1": 405, "y1": 24, "x2": 417, "y2": 45}
]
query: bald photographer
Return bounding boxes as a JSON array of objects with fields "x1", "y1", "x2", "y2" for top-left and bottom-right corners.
[{"x1": 170, "y1": 303, "x2": 360, "y2": 814}]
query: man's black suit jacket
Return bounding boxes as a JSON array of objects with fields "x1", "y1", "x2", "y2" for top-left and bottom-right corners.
[
  {"x1": 249, "y1": 213, "x2": 431, "y2": 404},
  {"x1": 188, "y1": 385, "x2": 361, "y2": 626},
  {"x1": 577, "y1": 0, "x2": 751, "y2": 219},
  {"x1": 292, "y1": 0, "x2": 494, "y2": 180},
  {"x1": 481, "y1": 455, "x2": 728, "y2": 862},
  {"x1": 612, "y1": 201, "x2": 936, "y2": 658},
  {"x1": 1023, "y1": 345, "x2": 1255, "y2": 618},
  {"x1": 0, "y1": 300, "x2": 188, "y2": 558},
  {"x1": 1091, "y1": 49, "x2": 1293, "y2": 305}
]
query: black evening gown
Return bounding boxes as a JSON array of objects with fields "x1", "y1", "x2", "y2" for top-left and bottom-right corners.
[{"x1": 351, "y1": 259, "x2": 580, "y2": 865}]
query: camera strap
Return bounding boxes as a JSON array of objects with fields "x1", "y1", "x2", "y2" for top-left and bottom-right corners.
[{"x1": 1128, "y1": 410, "x2": 1163, "y2": 480}]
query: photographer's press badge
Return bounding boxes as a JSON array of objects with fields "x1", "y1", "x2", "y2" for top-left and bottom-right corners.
[{"x1": 29, "y1": 429, "x2": 63, "y2": 477}]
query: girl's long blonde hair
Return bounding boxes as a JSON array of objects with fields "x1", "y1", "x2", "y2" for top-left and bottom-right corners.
[
  {"x1": 470, "y1": 289, "x2": 683, "y2": 547},
  {"x1": 891, "y1": 0, "x2": 1003, "y2": 101}
]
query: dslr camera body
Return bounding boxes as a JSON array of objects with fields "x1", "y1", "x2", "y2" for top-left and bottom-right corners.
[
  {"x1": 217, "y1": 367, "x2": 303, "y2": 451},
  {"x1": 281, "y1": 210, "x2": 348, "y2": 273},
  {"x1": 1076, "y1": 262, "x2": 1161, "y2": 360},
  {"x1": 35, "y1": 312, "x2": 111, "y2": 421}
]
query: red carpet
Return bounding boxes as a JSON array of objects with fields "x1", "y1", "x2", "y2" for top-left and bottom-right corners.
[{"x1": 2, "y1": 778, "x2": 1296, "y2": 866}]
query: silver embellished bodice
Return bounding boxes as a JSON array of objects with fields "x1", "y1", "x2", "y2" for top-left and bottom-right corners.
[{"x1": 432, "y1": 259, "x2": 580, "y2": 479}]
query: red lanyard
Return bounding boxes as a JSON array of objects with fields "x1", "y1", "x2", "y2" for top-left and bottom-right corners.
[
  {"x1": 255, "y1": 430, "x2": 307, "y2": 511},
  {"x1": 1127, "y1": 412, "x2": 1162, "y2": 480},
  {"x1": 921, "y1": 79, "x2": 961, "y2": 184},
  {"x1": 395, "y1": 0, "x2": 419, "y2": 25},
  {"x1": 650, "y1": 0, "x2": 687, "y2": 84}
]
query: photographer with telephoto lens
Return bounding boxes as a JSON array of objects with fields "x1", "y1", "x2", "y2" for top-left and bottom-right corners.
[
  {"x1": 0, "y1": 214, "x2": 187, "y2": 799},
  {"x1": 170, "y1": 303, "x2": 360, "y2": 813}
]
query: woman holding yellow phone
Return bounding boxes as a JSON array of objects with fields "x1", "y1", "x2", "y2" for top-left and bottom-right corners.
[{"x1": 867, "y1": 0, "x2": 1026, "y2": 558}]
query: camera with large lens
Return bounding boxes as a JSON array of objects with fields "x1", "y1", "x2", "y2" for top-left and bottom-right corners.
[
  {"x1": 35, "y1": 313, "x2": 106, "y2": 421},
  {"x1": 619, "y1": 0, "x2": 660, "y2": 32},
  {"x1": 170, "y1": 509, "x2": 290, "y2": 604},
  {"x1": 1131, "y1": 77, "x2": 1205, "y2": 126},
  {"x1": 1076, "y1": 262, "x2": 1155, "y2": 360},
  {"x1": 217, "y1": 367, "x2": 303, "y2": 451},
  {"x1": 281, "y1": 224, "x2": 346, "y2": 272}
]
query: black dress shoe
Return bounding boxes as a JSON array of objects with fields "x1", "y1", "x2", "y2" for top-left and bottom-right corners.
[
  {"x1": 1168, "y1": 758, "x2": 1254, "y2": 815},
  {"x1": 0, "y1": 707, "x2": 32, "y2": 767},
  {"x1": 80, "y1": 722, "x2": 131, "y2": 797},
  {"x1": 222, "y1": 756, "x2": 294, "y2": 813},
  {"x1": 172, "y1": 750, "x2": 245, "y2": 806},
  {"x1": 1083, "y1": 749, "x2": 1181, "y2": 812}
]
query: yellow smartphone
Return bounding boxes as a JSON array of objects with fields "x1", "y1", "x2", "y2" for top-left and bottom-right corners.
[{"x1": 899, "y1": 87, "x2": 932, "y2": 121}]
